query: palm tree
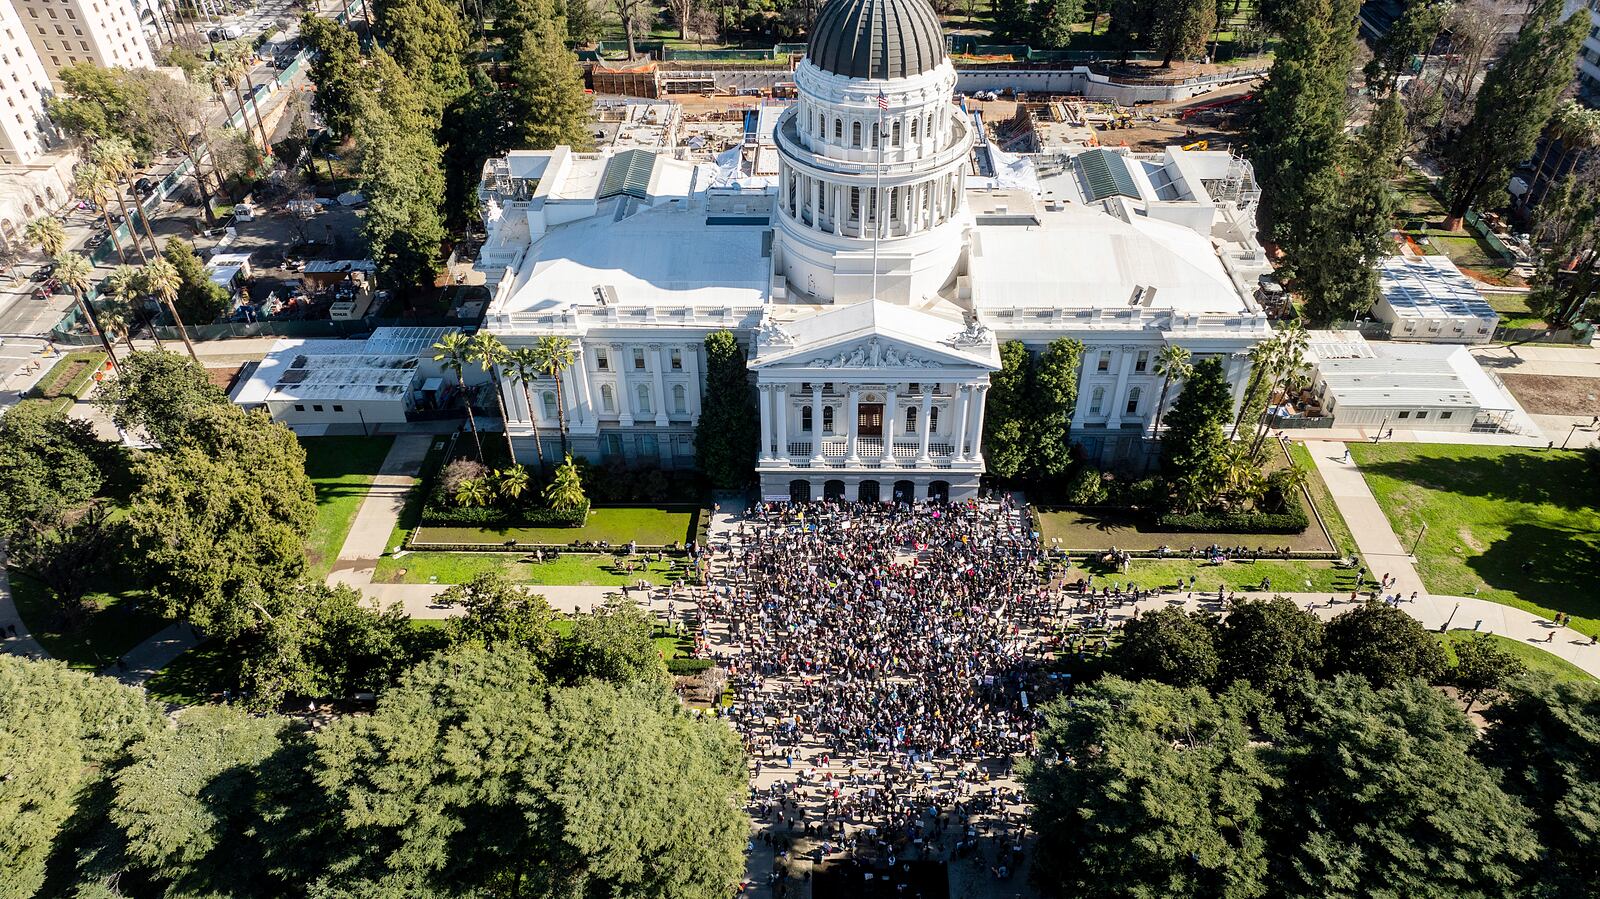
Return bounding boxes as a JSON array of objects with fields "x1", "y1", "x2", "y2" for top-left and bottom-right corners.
[
  {"x1": 466, "y1": 331, "x2": 518, "y2": 465},
  {"x1": 434, "y1": 331, "x2": 484, "y2": 460},
  {"x1": 55, "y1": 252, "x2": 121, "y2": 376},
  {"x1": 23, "y1": 215, "x2": 67, "y2": 260},
  {"x1": 1251, "y1": 325, "x2": 1308, "y2": 461},
  {"x1": 506, "y1": 346, "x2": 548, "y2": 474},
  {"x1": 495, "y1": 466, "x2": 530, "y2": 502},
  {"x1": 453, "y1": 477, "x2": 491, "y2": 508},
  {"x1": 140, "y1": 258, "x2": 200, "y2": 363},
  {"x1": 1151, "y1": 345, "x2": 1192, "y2": 436},
  {"x1": 531, "y1": 335, "x2": 576, "y2": 456},
  {"x1": 207, "y1": 62, "x2": 241, "y2": 140},
  {"x1": 1532, "y1": 100, "x2": 1588, "y2": 200},
  {"x1": 229, "y1": 47, "x2": 273, "y2": 155},
  {"x1": 102, "y1": 265, "x2": 144, "y2": 354},
  {"x1": 543, "y1": 455, "x2": 587, "y2": 512},
  {"x1": 1230, "y1": 335, "x2": 1280, "y2": 440},
  {"x1": 220, "y1": 47, "x2": 271, "y2": 154},
  {"x1": 91, "y1": 138, "x2": 155, "y2": 261},
  {"x1": 73, "y1": 162, "x2": 128, "y2": 264}
]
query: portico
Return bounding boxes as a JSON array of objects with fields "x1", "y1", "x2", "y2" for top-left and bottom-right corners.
[{"x1": 750, "y1": 301, "x2": 999, "y2": 501}]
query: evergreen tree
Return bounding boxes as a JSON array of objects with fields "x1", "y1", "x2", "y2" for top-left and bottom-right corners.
[
  {"x1": 983, "y1": 340, "x2": 1033, "y2": 481},
  {"x1": 506, "y1": 1, "x2": 597, "y2": 150},
  {"x1": 993, "y1": 0, "x2": 1033, "y2": 43},
  {"x1": 1109, "y1": 607, "x2": 1221, "y2": 687},
  {"x1": 1363, "y1": 0, "x2": 1448, "y2": 93},
  {"x1": 1448, "y1": 634, "x2": 1526, "y2": 714},
  {"x1": 240, "y1": 584, "x2": 417, "y2": 710},
  {"x1": 1442, "y1": 0, "x2": 1587, "y2": 225},
  {"x1": 352, "y1": 52, "x2": 449, "y2": 289},
  {"x1": 94, "y1": 349, "x2": 227, "y2": 446},
  {"x1": 1152, "y1": 0, "x2": 1216, "y2": 67},
  {"x1": 298, "y1": 13, "x2": 367, "y2": 142},
  {"x1": 1250, "y1": 0, "x2": 1360, "y2": 258},
  {"x1": 438, "y1": 571, "x2": 559, "y2": 656},
  {"x1": 1159, "y1": 356, "x2": 1233, "y2": 513},
  {"x1": 1321, "y1": 601, "x2": 1447, "y2": 688},
  {"x1": 1028, "y1": 337, "x2": 1084, "y2": 481},
  {"x1": 162, "y1": 237, "x2": 232, "y2": 326},
  {"x1": 1032, "y1": 0, "x2": 1086, "y2": 49},
  {"x1": 1026, "y1": 677, "x2": 1273, "y2": 899},
  {"x1": 372, "y1": 0, "x2": 472, "y2": 122},
  {"x1": 1215, "y1": 597, "x2": 1324, "y2": 700},
  {"x1": 694, "y1": 330, "x2": 758, "y2": 489},
  {"x1": 443, "y1": 67, "x2": 519, "y2": 226},
  {"x1": 0, "y1": 402, "x2": 112, "y2": 537}
]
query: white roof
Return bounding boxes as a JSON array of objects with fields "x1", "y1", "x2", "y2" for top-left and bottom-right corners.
[
  {"x1": 303, "y1": 259, "x2": 377, "y2": 274},
  {"x1": 497, "y1": 197, "x2": 771, "y2": 314},
  {"x1": 233, "y1": 327, "x2": 444, "y2": 406},
  {"x1": 755, "y1": 299, "x2": 999, "y2": 369},
  {"x1": 1318, "y1": 342, "x2": 1515, "y2": 411},
  {"x1": 1305, "y1": 329, "x2": 1377, "y2": 362},
  {"x1": 967, "y1": 200, "x2": 1247, "y2": 314},
  {"x1": 1378, "y1": 255, "x2": 1495, "y2": 320}
]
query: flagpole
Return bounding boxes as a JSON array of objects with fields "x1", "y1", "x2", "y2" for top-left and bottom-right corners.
[{"x1": 871, "y1": 93, "x2": 885, "y2": 302}]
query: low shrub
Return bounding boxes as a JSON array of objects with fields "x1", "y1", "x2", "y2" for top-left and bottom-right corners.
[
  {"x1": 420, "y1": 490, "x2": 589, "y2": 528},
  {"x1": 666, "y1": 658, "x2": 716, "y2": 676},
  {"x1": 1157, "y1": 506, "x2": 1310, "y2": 534}
]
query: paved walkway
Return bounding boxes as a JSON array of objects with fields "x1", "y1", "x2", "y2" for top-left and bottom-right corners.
[
  {"x1": 1303, "y1": 439, "x2": 1426, "y2": 597},
  {"x1": 103, "y1": 623, "x2": 204, "y2": 686},
  {"x1": 0, "y1": 544, "x2": 48, "y2": 660},
  {"x1": 328, "y1": 434, "x2": 437, "y2": 590}
]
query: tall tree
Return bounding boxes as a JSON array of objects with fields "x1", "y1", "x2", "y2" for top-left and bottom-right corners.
[
  {"x1": 55, "y1": 252, "x2": 122, "y2": 377},
  {"x1": 1441, "y1": 0, "x2": 1587, "y2": 227},
  {"x1": 299, "y1": 13, "x2": 368, "y2": 142},
  {"x1": 1029, "y1": 337, "x2": 1084, "y2": 481},
  {"x1": 983, "y1": 339, "x2": 1033, "y2": 481},
  {"x1": 372, "y1": 0, "x2": 472, "y2": 122},
  {"x1": 1363, "y1": 0, "x2": 1448, "y2": 94},
  {"x1": 352, "y1": 51, "x2": 449, "y2": 290},
  {"x1": 437, "y1": 571, "x2": 558, "y2": 656},
  {"x1": 467, "y1": 331, "x2": 519, "y2": 465},
  {"x1": 89, "y1": 138, "x2": 154, "y2": 261},
  {"x1": 557, "y1": 596, "x2": 668, "y2": 687},
  {"x1": 0, "y1": 403, "x2": 111, "y2": 538},
  {"x1": 1032, "y1": 0, "x2": 1086, "y2": 49},
  {"x1": 134, "y1": 70, "x2": 224, "y2": 226},
  {"x1": 507, "y1": 345, "x2": 550, "y2": 471},
  {"x1": 434, "y1": 331, "x2": 485, "y2": 459},
  {"x1": 1151, "y1": 344, "x2": 1192, "y2": 435},
  {"x1": 1160, "y1": 356, "x2": 1233, "y2": 513},
  {"x1": 72, "y1": 162, "x2": 129, "y2": 264},
  {"x1": 1526, "y1": 171, "x2": 1600, "y2": 328},
  {"x1": 1110, "y1": 607, "x2": 1221, "y2": 687},
  {"x1": 694, "y1": 330, "x2": 757, "y2": 489},
  {"x1": 505, "y1": 1, "x2": 597, "y2": 150},
  {"x1": 1449, "y1": 633, "x2": 1526, "y2": 714},
  {"x1": 1215, "y1": 597, "x2": 1324, "y2": 700},
  {"x1": 1321, "y1": 601, "x2": 1447, "y2": 688},
  {"x1": 1152, "y1": 0, "x2": 1216, "y2": 67},
  {"x1": 95, "y1": 349, "x2": 226, "y2": 445},
  {"x1": 1026, "y1": 677, "x2": 1274, "y2": 899},
  {"x1": 240, "y1": 584, "x2": 416, "y2": 710}
]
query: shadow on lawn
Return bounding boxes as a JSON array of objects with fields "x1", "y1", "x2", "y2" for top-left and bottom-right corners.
[
  {"x1": 1359, "y1": 449, "x2": 1600, "y2": 512},
  {"x1": 1471, "y1": 521, "x2": 1600, "y2": 620}
]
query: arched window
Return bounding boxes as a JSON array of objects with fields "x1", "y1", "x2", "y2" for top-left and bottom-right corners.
[
  {"x1": 910, "y1": 117, "x2": 919, "y2": 142},
  {"x1": 849, "y1": 187, "x2": 860, "y2": 220},
  {"x1": 801, "y1": 406, "x2": 813, "y2": 432},
  {"x1": 891, "y1": 119, "x2": 901, "y2": 146},
  {"x1": 851, "y1": 121, "x2": 861, "y2": 147},
  {"x1": 1125, "y1": 386, "x2": 1142, "y2": 416},
  {"x1": 905, "y1": 405, "x2": 918, "y2": 432},
  {"x1": 834, "y1": 118, "x2": 842, "y2": 140},
  {"x1": 872, "y1": 127, "x2": 879, "y2": 149},
  {"x1": 1090, "y1": 387, "x2": 1105, "y2": 415},
  {"x1": 925, "y1": 112, "x2": 934, "y2": 140},
  {"x1": 541, "y1": 391, "x2": 557, "y2": 420},
  {"x1": 635, "y1": 383, "x2": 652, "y2": 415},
  {"x1": 822, "y1": 405, "x2": 834, "y2": 433},
  {"x1": 817, "y1": 111, "x2": 825, "y2": 135},
  {"x1": 929, "y1": 406, "x2": 939, "y2": 432},
  {"x1": 600, "y1": 384, "x2": 615, "y2": 413},
  {"x1": 672, "y1": 384, "x2": 687, "y2": 414}
]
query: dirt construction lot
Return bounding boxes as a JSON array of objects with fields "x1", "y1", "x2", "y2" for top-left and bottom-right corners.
[{"x1": 1500, "y1": 374, "x2": 1600, "y2": 416}]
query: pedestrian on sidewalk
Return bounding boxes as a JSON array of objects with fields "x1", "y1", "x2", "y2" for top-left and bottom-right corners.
[{"x1": 1342, "y1": 447, "x2": 1351, "y2": 463}]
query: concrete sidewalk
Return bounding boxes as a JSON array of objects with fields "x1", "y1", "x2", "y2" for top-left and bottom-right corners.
[
  {"x1": 0, "y1": 545, "x2": 48, "y2": 660},
  {"x1": 1303, "y1": 439, "x2": 1427, "y2": 598},
  {"x1": 104, "y1": 623, "x2": 204, "y2": 686},
  {"x1": 329, "y1": 434, "x2": 437, "y2": 590}
]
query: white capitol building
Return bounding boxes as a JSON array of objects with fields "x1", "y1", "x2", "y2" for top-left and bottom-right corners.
[{"x1": 474, "y1": 0, "x2": 1274, "y2": 502}]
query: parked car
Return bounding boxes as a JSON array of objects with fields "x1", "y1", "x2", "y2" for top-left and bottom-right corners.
[
  {"x1": 30, "y1": 263, "x2": 55, "y2": 281},
  {"x1": 134, "y1": 177, "x2": 156, "y2": 196}
]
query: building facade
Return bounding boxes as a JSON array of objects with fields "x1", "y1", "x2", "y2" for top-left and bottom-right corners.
[
  {"x1": 12, "y1": 0, "x2": 154, "y2": 84},
  {"x1": 0, "y1": 0, "x2": 57, "y2": 165},
  {"x1": 475, "y1": 0, "x2": 1273, "y2": 501}
]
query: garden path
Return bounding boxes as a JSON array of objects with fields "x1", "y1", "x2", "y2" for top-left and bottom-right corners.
[
  {"x1": 0, "y1": 543, "x2": 48, "y2": 660},
  {"x1": 103, "y1": 623, "x2": 203, "y2": 686}
]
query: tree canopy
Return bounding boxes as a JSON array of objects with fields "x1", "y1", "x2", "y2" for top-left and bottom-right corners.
[{"x1": 693, "y1": 330, "x2": 757, "y2": 489}]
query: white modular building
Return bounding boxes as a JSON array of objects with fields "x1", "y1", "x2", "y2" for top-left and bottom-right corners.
[
  {"x1": 1304, "y1": 330, "x2": 1527, "y2": 434},
  {"x1": 1372, "y1": 255, "x2": 1498, "y2": 344},
  {"x1": 233, "y1": 327, "x2": 456, "y2": 429},
  {"x1": 475, "y1": 0, "x2": 1274, "y2": 501}
]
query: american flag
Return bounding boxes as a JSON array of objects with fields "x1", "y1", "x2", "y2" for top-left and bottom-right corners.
[{"x1": 877, "y1": 92, "x2": 889, "y2": 111}]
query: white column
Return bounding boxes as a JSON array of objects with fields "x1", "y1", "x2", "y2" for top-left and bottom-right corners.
[
  {"x1": 969, "y1": 384, "x2": 989, "y2": 463},
  {"x1": 613, "y1": 343, "x2": 633, "y2": 427},
  {"x1": 916, "y1": 387, "x2": 933, "y2": 463},
  {"x1": 572, "y1": 343, "x2": 595, "y2": 426},
  {"x1": 881, "y1": 384, "x2": 897, "y2": 463},
  {"x1": 684, "y1": 342, "x2": 702, "y2": 423},
  {"x1": 811, "y1": 177, "x2": 821, "y2": 230},
  {"x1": 1073, "y1": 352, "x2": 1095, "y2": 425},
  {"x1": 758, "y1": 384, "x2": 774, "y2": 461},
  {"x1": 774, "y1": 383, "x2": 788, "y2": 462},
  {"x1": 651, "y1": 344, "x2": 669, "y2": 427},
  {"x1": 1227, "y1": 350, "x2": 1250, "y2": 420},
  {"x1": 953, "y1": 384, "x2": 971, "y2": 461},
  {"x1": 1106, "y1": 346, "x2": 1136, "y2": 429},
  {"x1": 810, "y1": 383, "x2": 824, "y2": 462},
  {"x1": 845, "y1": 385, "x2": 860, "y2": 464},
  {"x1": 559, "y1": 365, "x2": 583, "y2": 432}
]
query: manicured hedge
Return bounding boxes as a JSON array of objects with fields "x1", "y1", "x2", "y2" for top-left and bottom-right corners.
[
  {"x1": 1157, "y1": 506, "x2": 1310, "y2": 534},
  {"x1": 666, "y1": 658, "x2": 716, "y2": 676}
]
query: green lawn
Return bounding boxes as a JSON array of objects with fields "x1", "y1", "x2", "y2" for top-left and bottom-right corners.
[
  {"x1": 1077, "y1": 557, "x2": 1363, "y2": 595},
  {"x1": 1351, "y1": 444, "x2": 1600, "y2": 635},
  {"x1": 1439, "y1": 630, "x2": 1595, "y2": 684},
  {"x1": 301, "y1": 436, "x2": 396, "y2": 578},
  {"x1": 7, "y1": 571, "x2": 169, "y2": 670},
  {"x1": 414, "y1": 506, "x2": 699, "y2": 547},
  {"x1": 384, "y1": 437, "x2": 452, "y2": 552},
  {"x1": 373, "y1": 552, "x2": 685, "y2": 586},
  {"x1": 144, "y1": 641, "x2": 237, "y2": 705}
]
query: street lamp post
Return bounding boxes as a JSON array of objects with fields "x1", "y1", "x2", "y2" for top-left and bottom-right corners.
[
  {"x1": 1374, "y1": 416, "x2": 1388, "y2": 443},
  {"x1": 1411, "y1": 521, "x2": 1428, "y2": 556},
  {"x1": 1563, "y1": 422, "x2": 1580, "y2": 449}
]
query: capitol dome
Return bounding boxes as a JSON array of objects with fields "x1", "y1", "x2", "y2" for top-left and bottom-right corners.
[{"x1": 806, "y1": 0, "x2": 947, "y2": 82}]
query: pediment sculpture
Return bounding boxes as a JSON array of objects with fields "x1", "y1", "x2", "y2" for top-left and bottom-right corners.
[{"x1": 805, "y1": 338, "x2": 935, "y2": 368}]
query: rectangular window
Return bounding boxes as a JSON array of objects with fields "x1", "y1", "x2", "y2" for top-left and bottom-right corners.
[
  {"x1": 1097, "y1": 351, "x2": 1111, "y2": 372},
  {"x1": 1440, "y1": 411, "x2": 1452, "y2": 420},
  {"x1": 1398, "y1": 410, "x2": 1410, "y2": 419},
  {"x1": 1135, "y1": 350, "x2": 1149, "y2": 372},
  {"x1": 603, "y1": 433, "x2": 623, "y2": 458},
  {"x1": 632, "y1": 347, "x2": 645, "y2": 370},
  {"x1": 333, "y1": 405, "x2": 344, "y2": 412},
  {"x1": 639, "y1": 434, "x2": 659, "y2": 459},
  {"x1": 595, "y1": 349, "x2": 609, "y2": 370},
  {"x1": 313, "y1": 405, "x2": 324, "y2": 412},
  {"x1": 670, "y1": 348, "x2": 682, "y2": 370},
  {"x1": 294, "y1": 404, "x2": 305, "y2": 411},
  {"x1": 1415, "y1": 411, "x2": 1428, "y2": 419}
]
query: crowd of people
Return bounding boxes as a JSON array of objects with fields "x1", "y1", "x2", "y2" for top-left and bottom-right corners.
[{"x1": 700, "y1": 497, "x2": 1061, "y2": 894}]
